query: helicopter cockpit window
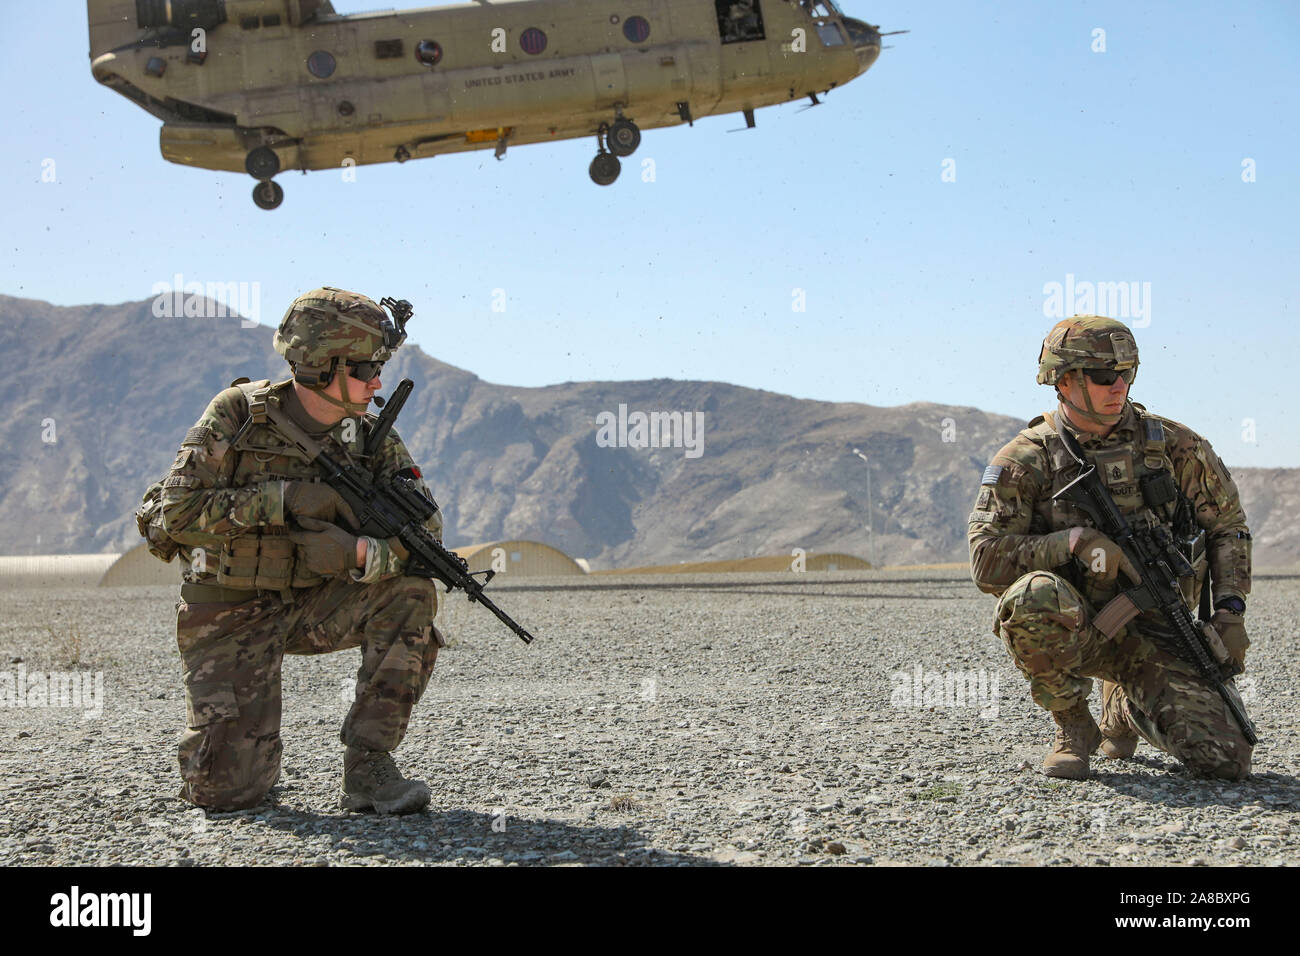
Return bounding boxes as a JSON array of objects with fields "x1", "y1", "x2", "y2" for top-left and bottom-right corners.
[
  {"x1": 716, "y1": 0, "x2": 765, "y2": 45},
  {"x1": 817, "y1": 23, "x2": 845, "y2": 46},
  {"x1": 799, "y1": 1, "x2": 842, "y2": 18}
]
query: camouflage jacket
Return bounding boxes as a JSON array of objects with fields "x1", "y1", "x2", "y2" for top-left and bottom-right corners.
[
  {"x1": 968, "y1": 401, "x2": 1250, "y2": 609},
  {"x1": 160, "y1": 378, "x2": 442, "y2": 588}
]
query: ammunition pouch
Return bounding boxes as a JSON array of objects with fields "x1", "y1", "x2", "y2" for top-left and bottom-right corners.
[{"x1": 217, "y1": 531, "x2": 324, "y2": 590}]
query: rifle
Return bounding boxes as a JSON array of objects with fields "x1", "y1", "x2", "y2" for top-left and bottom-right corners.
[
  {"x1": 272, "y1": 377, "x2": 535, "y2": 645},
  {"x1": 1052, "y1": 427, "x2": 1255, "y2": 744}
]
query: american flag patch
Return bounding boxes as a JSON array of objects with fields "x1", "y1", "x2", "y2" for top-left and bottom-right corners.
[{"x1": 981, "y1": 465, "x2": 1003, "y2": 486}]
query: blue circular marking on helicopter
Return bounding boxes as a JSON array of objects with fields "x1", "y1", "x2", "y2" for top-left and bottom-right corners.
[
  {"x1": 520, "y1": 28, "x2": 547, "y2": 55},
  {"x1": 623, "y1": 16, "x2": 651, "y2": 43},
  {"x1": 307, "y1": 50, "x2": 336, "y2": 78}
]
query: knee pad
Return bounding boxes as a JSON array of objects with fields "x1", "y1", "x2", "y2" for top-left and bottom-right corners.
[
  {"x1": 995, "y1": 573, "x2": 1087, "y2": 669},
  {"x1": 995, "y1": 573, "x2": 1093, "y2": 710},
  {"x1": 997, "y1": 572, "x2": 1086, "y2": 637}
]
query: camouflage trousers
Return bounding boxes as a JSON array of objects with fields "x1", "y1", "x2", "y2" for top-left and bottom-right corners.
[
  {"x1": 175, "y1": 575, "x2": 442, "y2": 810},
  {"x1": 994, "y1": 571, "x2": 1251, "y2": 779}
]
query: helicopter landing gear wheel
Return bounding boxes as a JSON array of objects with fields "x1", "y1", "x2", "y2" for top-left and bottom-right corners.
[
  {"x1": 245, "y1": 146, "x2": 281, "y2": 180},
  {"x1": 252, "y1": 180, "x2": 284, "y2": 210},
  {"x1": 606, "y1": 119, "x2": 641, "y2": 157},
  {"x1": 589, "y1": 152, "x2": 621, "y2": 186}
]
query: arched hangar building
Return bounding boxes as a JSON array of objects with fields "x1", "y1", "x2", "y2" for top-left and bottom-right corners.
[{"x1": 453, "y1": 541, "x2": 587, "y2": 577}]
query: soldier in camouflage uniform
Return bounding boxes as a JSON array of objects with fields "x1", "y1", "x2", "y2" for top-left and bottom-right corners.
[
  {"x1": 159, "y1": 288, "x2": 444, "y2": 813},
  {"x1": 968, "y1": 316, "x2": 1252, "y2": 780}
]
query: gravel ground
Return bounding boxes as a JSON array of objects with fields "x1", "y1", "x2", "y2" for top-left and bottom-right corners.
[{"x1": 1, "y1": 570, "x2": 1296, "y2": 867}]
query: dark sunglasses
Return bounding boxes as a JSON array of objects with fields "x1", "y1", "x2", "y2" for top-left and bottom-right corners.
[
  {"x1": 1082, "y1": 367, "x2": 1135, "y2": 387},
  {"x1": 345, "y1": 360, "x2": 384, "y2": 382}
]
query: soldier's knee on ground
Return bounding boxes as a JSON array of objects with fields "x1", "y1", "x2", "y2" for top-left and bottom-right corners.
[
  {"x1": 178, "y1": 680, "x2": 282, "y2": 811},
  {"x1": 1133, "y1": 673, "x2": 1253, "y2": 780},
  {"x1": 181, "y1": 774, "x2": 277, "y2": 811},
  {"x1": 1176, "y1": 737, "x2": 1251, "y2": 781},
  {"x1": 995, "y1": 572, "x2": 1091, "y2": 710},
  {"x1": 178, "y1": 739, "x2": 281, "y2": 810}
]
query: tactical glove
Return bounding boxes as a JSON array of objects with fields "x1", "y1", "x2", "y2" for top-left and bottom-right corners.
[
  {"x1": 1210, "y1": 608, "x2": 1249, "y2": 675},
  {"x1": 284, "y1": 482, "x2": 358, "y2": 531},
  {"x1": 1068, "y1": 527, "x2": 1141, "y2": 586},
  {"x1": 289, "y1": 516, "x2": 359, "y2": 578}
]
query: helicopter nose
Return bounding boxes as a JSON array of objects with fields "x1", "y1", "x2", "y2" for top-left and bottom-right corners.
[{"x1": 842, "y1": 17, "x2": 881, "y2": 72}]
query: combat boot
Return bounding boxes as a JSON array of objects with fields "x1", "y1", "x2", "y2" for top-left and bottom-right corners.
[
  {"x1": 1098, "y1": 680, "x2": 1139, "y2": 759},
  {"x1": 341, "y1": 747, "x2": 431, "y2": 814},
  {"x1": 1041, "y1": 701, "x2": 1102, "y2": 780}
]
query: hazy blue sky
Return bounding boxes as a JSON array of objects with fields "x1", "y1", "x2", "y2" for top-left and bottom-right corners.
[{"x1": 6, "y1": 1, "x2": 1298, "y2": 465}]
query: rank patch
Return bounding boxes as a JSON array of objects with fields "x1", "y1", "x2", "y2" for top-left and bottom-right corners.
[{"x1": 1097, "y1": 452, "x2": 1134, "y2": 488}]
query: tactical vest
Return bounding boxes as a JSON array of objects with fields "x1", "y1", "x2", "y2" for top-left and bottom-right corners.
[
  {"x1": 184, "y1": 378, "x2": 381, "y2": 592},
  {"x1": 1021, "y1": 404, "x2": 1206, "y2": 608}
]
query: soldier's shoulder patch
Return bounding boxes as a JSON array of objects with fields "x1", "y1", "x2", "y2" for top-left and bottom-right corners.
[
  {"x1": 182, "y1": 425, "x2": 212, "y2": 447},
  {"x1": 968, "y1": 509, "x2": 997, "y2": 524},
  {"x1": 162, "y1": 474, "x2": 197, "y2": 489},
  {"x1": 981, "y1": 465, "x2": 1004, "y2": 486}
]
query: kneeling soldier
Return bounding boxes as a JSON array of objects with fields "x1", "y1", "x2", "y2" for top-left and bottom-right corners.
[
  {"x1": 158, "y1": 288, "x2": 443, "y2": 813},
  {"x1": 968, "y1": 315, "x2": 1252, "y2": 780}
]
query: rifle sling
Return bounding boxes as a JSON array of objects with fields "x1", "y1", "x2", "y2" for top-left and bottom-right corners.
[{"x1": 260, "y1": 401, "x2": 328, "y2": 463}]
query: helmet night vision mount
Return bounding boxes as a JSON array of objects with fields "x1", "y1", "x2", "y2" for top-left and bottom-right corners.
[{"x1": 378, "y1": 296, "x2": 413, "y2": 351}]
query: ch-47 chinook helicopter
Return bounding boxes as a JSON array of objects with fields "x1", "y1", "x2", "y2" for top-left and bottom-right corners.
[{"x1": 88, "y1": 0, "x2": 897, "y2": 209}]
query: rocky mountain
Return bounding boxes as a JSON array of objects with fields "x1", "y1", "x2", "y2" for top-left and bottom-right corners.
[
  {"x1": 1229, "y1": 469, "x2": 1300, "y2": 570},
  {"x1": 2, "y1": 294, "x2": 1296, "y2": 569}
]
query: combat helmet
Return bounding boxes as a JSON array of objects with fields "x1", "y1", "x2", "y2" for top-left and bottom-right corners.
[
  {"x1": 1037, "y1": 315, "x2": 1138, "y2": 426},
  {"x1": 274, "y1": 287, "x2": 410, "y2": 414}
]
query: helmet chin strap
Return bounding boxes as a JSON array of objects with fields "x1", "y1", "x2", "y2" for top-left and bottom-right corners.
[
  {"x1": 1059, "y1": 375, "x2": 1123, "y2": 427},
  {"x1": 309, "y1": 365, "x2": 371, "y2": 417}
]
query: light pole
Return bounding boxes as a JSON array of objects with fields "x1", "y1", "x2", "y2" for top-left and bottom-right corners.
[{"x1": 852, "y1": 447, "x2": 873, "y2": 568}]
